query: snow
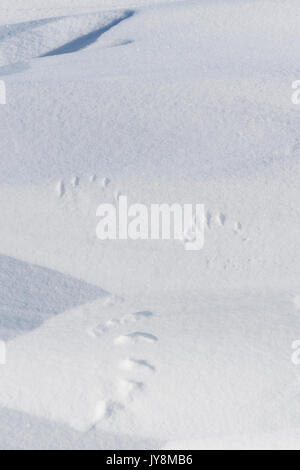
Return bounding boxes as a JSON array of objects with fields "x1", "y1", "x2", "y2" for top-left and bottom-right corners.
[
  {"x1": 0, "y1": 254, "x2": 107, "y2": 340},
  {"x1": 1, "y1": 0, "x2": 300, "y2": 450}
]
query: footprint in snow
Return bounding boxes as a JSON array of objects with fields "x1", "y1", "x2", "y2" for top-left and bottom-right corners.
[
  {"x1": 117, "y1": 378, "x2": 144, "y2": 401},
  {"x1": 54, "y1": 174, "x2": 120, "y2": 202},
  {"x1": 89, "y1": 310, "x2": 154, "y2": 337},
  {"x1": 215, "y1": 212, "x2": 226, "y2": 226},
  {"x1": 92, "y1": 378, "x2": 145, "y2": 425},
  {"x1": 121, "y1": 310, "x2": 154, "y2": 324},
  {"x1": 120, "y1": 358, "x2": 156, "y2": 372},
  {"x1": 114, "y1": 332, "x2": 158, "y2": 345},
  {"x1": 102, "y1": 177, "x2": 110, "y2": 189},
  {"x1": 103, "y1": 294, "x2": 124, "y2": 307},
  {"x1": 71, "y1": 176, "x2": 80, "y2": 188},
  {"x1": 90, "y1": 308, "x2": 157, "y2": 425},
  {"x1": 92, "y1": 399, "x2": 124, "y2": 425},
  {"x1": 56, "y1": 180, "x2": 65, "y2": 198}
]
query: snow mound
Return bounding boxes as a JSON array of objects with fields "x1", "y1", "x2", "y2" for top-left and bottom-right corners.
[
  {"x1": 0, "y1": 9, "x2": 134, "y2": 66},
  {"x1": 0, "y1": 255, "x2": 107, "y2": 340}
]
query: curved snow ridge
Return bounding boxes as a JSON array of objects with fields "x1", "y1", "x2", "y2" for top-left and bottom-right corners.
[
  {"x1": 0, "y1": 9, "x2": 135, "y2": 67},
  {"x1": 0, "y1": 254, "x2": 108, "y2": 341}
]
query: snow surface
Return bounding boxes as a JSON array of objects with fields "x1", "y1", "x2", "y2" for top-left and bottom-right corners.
[{"x1": 1, "y1": 0, "x2": 300, "y2": 450}]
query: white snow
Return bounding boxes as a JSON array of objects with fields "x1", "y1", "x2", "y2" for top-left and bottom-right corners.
[{"x1": 1, "y1": 0, "x2": 300, "y2": 450}]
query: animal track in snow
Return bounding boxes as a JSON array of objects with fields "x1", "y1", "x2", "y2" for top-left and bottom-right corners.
[
  {"x1": 121, "y1": 310, "x2": 154, "y2": 323},
  {"x1": 233, "y1": 220, "x2": 249, "y2": 241},
  {"x1": 108, "y1": 39, "x2": 134, "y2": 48},
  {"x1": 102, "y1": 177, "x2": 110, "y2": 189},
  {"x1": 234, "y1": 221, "x2": 242, "y2": 234},
  {"x1": 184, "y1": 208, "x2": 246, "y2": 240},
  {"x1": 215, "y1": 212, "x2": 226, "y2": 226},
  {"x1": 103, "y1": 294, "x2": 124, "y2": 308},
  {"x1": 92, "y1": 381, "x2": 144, "y2": 423},
  {"x1": 206, "y1": 211, "x2": 213, "y2": 230},
  {"x1": 54, "y1": 174, "x2": 123, "y2": 203},
  {"x1": 71, "y1": 176, "x2": 80, "y2": 187},
  {"x1": 89, "y1": 310, "x2": 154, "y2": 337},
  {"x1": 117, "y1": 378, "x2": 144, "y2": 401},
  {"x1": 87, "y1": 323, "x2": 107, "y2": 337},
  {"x1": 56, "y1": 180, "x2": 65, "y2": 198},
  {"x1": 93, "y1": 399, "x2": 124, "y2": 424},
  {"x1": 90, "y1": 305, "x2": 157, "y2": 424},
  {"x1": 120, "y1": 358, "x2": 156, "y2": 372},
  {"x1": 203, "y1": 209, "x2": 249, "y2": 244},
  {"x1": 114, "y1": 332, "x2": 158, "y2": 345}
]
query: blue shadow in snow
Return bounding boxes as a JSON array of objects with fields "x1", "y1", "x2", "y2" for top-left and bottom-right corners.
[
  {"x1": 40, "y1": 10, "x2": 135, "y2": 58},
  {"x1": 0, "y1": 255, "x2": 108, "y2": 341},
  {"x1": 0, "y1": 62, "x2": 30, "y2": 77}
]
